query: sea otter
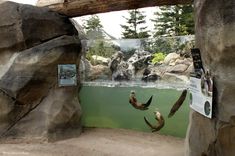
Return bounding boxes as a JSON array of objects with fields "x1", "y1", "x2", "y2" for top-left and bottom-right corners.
[
  {"x1": 144, "y1": 110, "x2": 165, "y2": 132},
  {"x1": 129, "y1": 90, "x2": 153, "y2": 110},
  {"x1": 168, "y1": 89, "x2": 187, "y2": 118},
  {"x1": 201, "y1": 70, "x2": 213, "y2": 96}
]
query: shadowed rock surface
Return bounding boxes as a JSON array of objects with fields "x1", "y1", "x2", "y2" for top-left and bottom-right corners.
[
  {"x1": 0, "y1": 2, "x2": 82, "y2": 141},
  {"x1": 0, "y1": 2, "x2": 76, "y2": 53}
]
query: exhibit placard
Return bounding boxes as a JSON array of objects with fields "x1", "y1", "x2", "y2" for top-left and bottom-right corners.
[
  {"x1": 189, "y1": 76, "x2": 213, "y2": 118},
  {"x1": 58, "y1": 64, "x2": 77, "y2": 87}
]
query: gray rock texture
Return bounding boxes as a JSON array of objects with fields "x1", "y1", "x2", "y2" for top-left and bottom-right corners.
[
  {"x1": 185, "y1": 0, "x2": 235, "y2": 156},
  {"x1": 0, "y1": 2, "x2": 82, "y2": 141},
  {"x1": 109, "y1": 51, "x2": 134, "y2": 81},
  {"x1": 0, "y1": 2, "x2": 76, "y2": 52},
  {"x1": 127, "y1": 50, "x2": 152, "y2": 71}
]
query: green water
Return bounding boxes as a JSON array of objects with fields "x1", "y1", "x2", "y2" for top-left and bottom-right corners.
[{"x1": 79, "y1": 85, "x2": 190, "y2": 138}]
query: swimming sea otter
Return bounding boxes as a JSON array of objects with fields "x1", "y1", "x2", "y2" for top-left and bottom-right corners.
[
  {"x1": 168, "y1": 89, "x2": 187, "y2": 118},
  {"x1": 129, "y1": 90, "x2": 153, "y2": 110},
  {"x1": 144, "y1": 110, "x2": 165, "y2": 132}
]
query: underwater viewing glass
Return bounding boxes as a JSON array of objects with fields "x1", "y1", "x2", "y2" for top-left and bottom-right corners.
[{"x1": 79, "y1": 36, "x2": 194, "y2": 138}]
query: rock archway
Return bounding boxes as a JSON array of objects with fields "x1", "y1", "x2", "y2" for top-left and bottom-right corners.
[{"x1": 36, "y1": 0, "x2": 192, "y2": 17}]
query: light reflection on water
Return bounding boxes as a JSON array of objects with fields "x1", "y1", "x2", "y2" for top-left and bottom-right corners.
[{"x1": 81, "y1": 80, "x2": 189, "y2": 90}]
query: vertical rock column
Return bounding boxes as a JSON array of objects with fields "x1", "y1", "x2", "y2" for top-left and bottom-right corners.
[
  {"x1": 186, "y1": 0, "x2": 235, "y2": 156},
  {"x1": 0, "y1": 2, "x2": 82, "y2": 141}
]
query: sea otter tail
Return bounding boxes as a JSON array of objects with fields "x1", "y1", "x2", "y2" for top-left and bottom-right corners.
[
  {"x1": 144, "y1": 116, "x2": 156, "y2": 130},
  {"x1": 143, "y1": 95, "x2": 153, "y2": 108},
  {"x1": 144, "y1": 113, "x2": 165, "y2": 132}
]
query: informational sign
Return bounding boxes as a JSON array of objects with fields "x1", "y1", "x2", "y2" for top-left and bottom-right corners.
[
  {"x1": 189, "y1": 76, "x2": 213, "y2": 118},
  {"x1": 58, "y1": 64, "x2": 77, "y2": 87},
  {"x1": 191, "y1": 48, "x2": 204, "y2": 73}
]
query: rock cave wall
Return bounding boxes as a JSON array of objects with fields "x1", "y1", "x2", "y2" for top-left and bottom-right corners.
[
  {"x1": 185, "y1": 0, "x2": 235, "y2": 156},
  {"x1": 0, "y1": 2, "x2": 82, "y2": 141}
]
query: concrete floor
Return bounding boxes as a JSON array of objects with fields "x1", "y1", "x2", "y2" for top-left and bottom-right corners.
[{"x1": 0, "y1": 128, "x2": 185, "y2": 156}]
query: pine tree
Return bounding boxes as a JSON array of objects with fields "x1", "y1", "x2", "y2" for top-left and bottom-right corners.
[
  {"x1": 181, "y1": 5, "x2": 194, "y2": 34},
  {"x1": 83, "y1": 15, "x2": 104, "y2": 39},
  {"x1": 121, "y1": 9, "x2": 150, "y2": 39},
  {"x1": 152, "y1": 5, "x2": 194, "y2": 37}
]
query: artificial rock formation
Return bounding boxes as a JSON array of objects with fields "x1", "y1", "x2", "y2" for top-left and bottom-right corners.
[
  {"x1": 0, "y1": 2, "x2": 82, "y2": 141},
  {"x1": 36, "y1": 0, "x2": 192, "y2": 17},
  {"x1": 185, "y1": 0, "x2": 235, "y2": 156}
]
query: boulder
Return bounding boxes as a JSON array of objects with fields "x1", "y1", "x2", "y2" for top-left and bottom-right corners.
[
  {"x1": 91, "y1": 55, "x2": 110, "y2": 66},
  {"x1": 109, "y1": 51, "x2": 134, "y2": 81},
  {"x1": 127, "y1": 50, "x2": 152, "y2": 71},
  {"x1": 138, "y1": 64, "x2": 167, "y2": 79},
  {"x1": 174, "y1": 58, "x2": 192, "y2": 66},
  {"x1": 162, "y1": 73, "x2": 189, "y2": 83},
  {"x1": 109, "y1": 51, "x2": 124, "y2": 74},
  {"x1": 173, "y1": 58, "x2": 184, "y2": 65},
  {"x1": 167, "y1": 64, "x2": 189, "y2": 73},
  {"x1": 186, "y1": 1, "x2": 235, "y2": 156},
  {"x1": 0, "y1": 2, "x2": 82, "y2": 141},
  {"x1": 88, "y1": 65, "x2": 111, "y2": 81},
  {"x1": 141, "y1": 74, "x2": 160, "y2": 82},
  {"x1": 169, "y1": 59, "x2": 177, "y2": 66},
  {"x1": 185, "y1": 63, "x2": 194, "y2": 76},
  {"x1": 79, "y1": 56, "x2": 92, "y2": 81},
  {"x1": 163, "y1": 52, "x2": 180, "y2": 65},
  {"x1": 183, "y1": 58, "x2": 193, "y2": 66},
  {"x1": 112, "y1": 61, "x2": 133, "y2": 81},
  {"x1": 143, "y1": 68, "x2": 151, "y2": 76}
]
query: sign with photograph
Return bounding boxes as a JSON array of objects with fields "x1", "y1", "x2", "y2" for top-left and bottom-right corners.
[
  {"x1": 189, "y1": 75, "x2": 213, "y2": 118},
  {"x1": 58, "y1": 64, "x2": 77, "y2": 87}
]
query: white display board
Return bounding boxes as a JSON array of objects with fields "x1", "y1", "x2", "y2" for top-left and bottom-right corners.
[
  {"x1": 58, "y1": 64, "x2": 77, "y2": 87},
  {"x1": 189, "y1": 76, "x2": 213, "y2": 118}
]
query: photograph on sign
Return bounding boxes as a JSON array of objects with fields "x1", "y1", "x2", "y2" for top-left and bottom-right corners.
[{"x1": 58, "y1": 64, "x2": 77, "y2": 87}]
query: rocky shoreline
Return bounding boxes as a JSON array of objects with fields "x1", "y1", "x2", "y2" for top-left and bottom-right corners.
[{"x1": 80, "y1": 51, "x2": 193, "y2": 83}]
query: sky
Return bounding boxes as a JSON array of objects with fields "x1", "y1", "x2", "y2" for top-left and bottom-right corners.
[
  {"x1": 74, "y1": 7, "x2": 156, "y2": 39},
  {"x1": 6, "y1": 0, "x2": 156, "y2": 39}
]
